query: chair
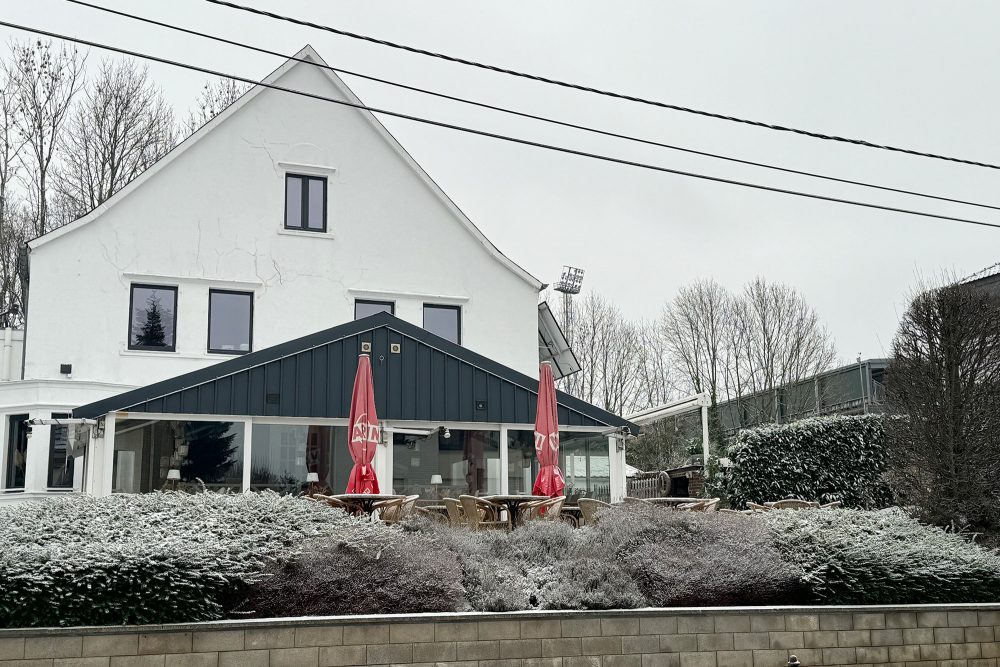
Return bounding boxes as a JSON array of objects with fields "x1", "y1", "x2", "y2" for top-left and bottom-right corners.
[
  {"x1": 380, "y1": 495, "x2": 420, "y2": 525},
  {"x1": 768, "y1": 499, "x2": 819, "y2": 510},
  {"x1": 372, "y1": 497, "x2": 405, "y2": 522},
  {"x1": 313, "y1": 494, "x2": 351, "y2": 512},
  {"x1": 459, "y1": 495, "x2": 509, "y2": 531},
  {"x1": 719, "y1": 508, "x2": 749, "y2": 516},
  {"x1": 623, "y1": 496, "x2": 653, "y2": 505},
  {"x1": 819, "y1": 501, "x2": 843, "y2": 509},
  {"x1": 746, "y1": 502, "x2": 771, "y2": 512},
  {"x1": 442, "y1": 497, "x2": 464, "y2": 526},
  {"x1": 523, "y1": 496, "x2": 566, "y2": 522},
  {"x1": 578, "y1": 498, "x2": 610, "y2": 526},
  {"x1": 697, "y1": 498, "x2": 720, "y2": 512}
]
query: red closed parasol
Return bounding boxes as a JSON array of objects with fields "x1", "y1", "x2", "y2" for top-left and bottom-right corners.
[
  {"x1": 532, "y1": 361, "x2": 565, "y2": 497},
  {"x1": 346, "y1": 353, "x2": 380, "y2": 493}
]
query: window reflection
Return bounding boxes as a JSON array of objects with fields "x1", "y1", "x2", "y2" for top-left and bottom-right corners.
[
  {"x1": 508, "y1": 430, "x2": 610, "y2": 502},
  {"x1": 392, "y1": 429, "x2": 499, "y2": 498},
  {"x1": 113, "y1": 419, "x2": 244, "y2": 492},
  {"x1": 250, "y1": 424, "x2": 351, "y2": 495},
  {"x1": 48, "y1": 412, "x2": 74, "y2": 489}
]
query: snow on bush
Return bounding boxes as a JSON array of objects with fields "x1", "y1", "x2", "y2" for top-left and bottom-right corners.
[
  {"x1": 763, "y1": 507, "x2": 1000, "y2": 604},
  {"x1": 0, "y1": 492, "x2": 369, "y2": 628},
  {"x1": 727, "y1": 414, "x2": 893, "y2": 509}
]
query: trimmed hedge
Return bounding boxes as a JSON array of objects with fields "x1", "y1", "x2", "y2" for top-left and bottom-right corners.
[
  {"x1": 763, "y1": 508, "x2": 1000, "y2": 604},
  {"x1": 726, "y1": 414, "x2": 892, "y2": 509},
  {"x1": 0, "y1": 492, "x2": 370, "y2": 627}
]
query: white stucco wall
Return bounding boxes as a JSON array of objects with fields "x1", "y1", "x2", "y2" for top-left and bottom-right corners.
[{"x1": 22, "y1": 52, "x2": 540, "y2": 389}]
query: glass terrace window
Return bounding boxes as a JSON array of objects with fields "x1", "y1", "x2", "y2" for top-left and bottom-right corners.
[
  {"x1": 285, "y1": 174, "x2": 327, "y2": 232},
  {"x1": 354, "y1": 299, "x2": 394, "y2": 320},
  {"x1": 208, "y1": 289, "x2": 253, "y2": 354},
  {"x1": 4, "y1": 413, "x2": 28, "y2": 490},
  {"x1": 128, "y1": 284, "x2": 177, "y2": 352},
  {"x1": 423, "y1": 304, "x2": 461, "y2": 344},
  {"x1": 48, "y1": 412, "x2": 74, "y2": 489}
]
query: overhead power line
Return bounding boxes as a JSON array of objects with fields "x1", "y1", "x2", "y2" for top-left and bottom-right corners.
[
  {"x1": 66, "y1": 0, "x2": 1000, "y2": 213},
  {"x1": 203, "y1": 0, "x2": 1000, "y2": 171},
  {"x1": 3, "y1": 19, "x2": 999, "y2": 231}
]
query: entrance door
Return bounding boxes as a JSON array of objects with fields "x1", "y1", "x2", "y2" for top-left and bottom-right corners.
[{"x1": 4, "y1": 414, "x2": 29, "y2": 490}]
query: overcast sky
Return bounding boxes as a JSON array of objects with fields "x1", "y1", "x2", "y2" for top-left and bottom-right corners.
[{"x1": 5, "y1": 1, "x2": 999, "y2": 362}]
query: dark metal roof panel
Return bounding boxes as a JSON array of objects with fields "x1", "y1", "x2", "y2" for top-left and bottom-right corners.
[{"x1": 75, "y1": 312, "x2": 637, "y2": 433}]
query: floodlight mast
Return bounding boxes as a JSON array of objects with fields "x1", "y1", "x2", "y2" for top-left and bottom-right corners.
[{"x1": 553, "y1": 266, "x2": 585, "y2": 345}]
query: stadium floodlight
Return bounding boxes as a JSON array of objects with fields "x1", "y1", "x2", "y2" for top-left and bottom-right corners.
[{"x1": 554, "y1": 266, "x2": 585, "y2": 294}]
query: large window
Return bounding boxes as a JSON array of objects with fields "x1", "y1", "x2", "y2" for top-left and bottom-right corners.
[
  {"x1": 128, "y1": 284, "x2": 177, "y2": 352},
  {"x1": 423, "y1": 304, "x2": 461, "y2": 344},
  {"x1": 508, "y1": 430, "x2": 610, "y2": 502},
  {"x1": 48, "y1": 412, "x2": 74, "y2": 489},
  {"x1": 284, "y1": 174, "x2": 327, "y2": 232},
  {"x1": 112, "y1": 419, "x2": 244, "y2": 493},
  {"x1": 4, "y1": 414, "x2": 28, "y2": 490},
  {"x1": 250, "y1": 424, "x2": 352, "y2": 495},
  {"x1": 354, "y1": 299, "x2": 394, "y2": 320},
  {"x1": 393, "y1": 429, "x2": 499, "y2": 498},
  {"x1": 208, "y1": 289, "x2": 253, "y2": 354}
]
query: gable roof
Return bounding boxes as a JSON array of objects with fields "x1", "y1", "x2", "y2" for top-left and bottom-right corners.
[
  {"x1": 28, "y1": 46, "x2": 542, "y2": 290},
  {"x1": 74, "y1": 311, "x2": 637, "y2": 434}
]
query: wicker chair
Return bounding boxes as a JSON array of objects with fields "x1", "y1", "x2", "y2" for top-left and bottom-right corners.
[
  {"x1": 442, "y1": 497, "x2": 464, "y2": 526},
  {"x1": 768, "y1": 499, "x2": 820, "y2": 510},
  {"x1": 313, "y1": 494, "x2": 351, "y2": 512},
  {"x1": 819, "y1": 501, "x2": 843, "y2": 509},
  {"x1": 695, "y1": 498, "x2": 720, "y2": 512},
  {"x1": 578, "y1": 498, "x2": 610, "y2": 526},
  {"x1": 746, "y1": 502, "x2": 771, "y2": 512},
  {"x1": 523, "y1": 496, "x2": 566, "y2": 522},
  {"x1": 459, "y1": 495, "x2": 509, "y2": 531},
  {"x1": 379, "y1": 495, "x2": 420, "y2": 524}
]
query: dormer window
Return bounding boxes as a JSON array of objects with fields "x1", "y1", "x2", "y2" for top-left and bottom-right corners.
[{"x1": 284, "y1": 174, "x2": 327, "y2": 232}]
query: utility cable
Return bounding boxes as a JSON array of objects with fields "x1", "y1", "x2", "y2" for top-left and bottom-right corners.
[
  {"x1": 65, "y1": 0, "x2": 1000, "y2": 213},
  {"x1": 203, "y1": 0, "x2": 1000, "y2": 171},
  {"x1": 3, "y1": 19, "x2": 999, "y2": 231}
]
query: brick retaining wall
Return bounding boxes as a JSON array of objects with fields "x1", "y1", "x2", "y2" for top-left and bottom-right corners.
[{"x1": 0, "y1": 605, "x2": 998, "y2": 667}]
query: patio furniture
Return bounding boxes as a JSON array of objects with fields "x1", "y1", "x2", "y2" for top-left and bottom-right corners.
[
  {"x1": 646, "y1": 497, "x2": 703, "y2": 506},
  {"x1": 482, "y1": 494, "x2": 550, "y2": 529},
  {"x1": 767, "y1": 499, "x2": 820, "y2": 510},
  {"x1": 696, "y1": 498, "x2": 720, "y2": 512},
  {"x1": 415, "y1": 505, "x2": 449, "y2": 523},
  {"x1": 623, "y1": 496, "x2": 653, "y2": 505},
  {"x1": 442, "y1": 497, "x2": 464, "y2": 526},
  {"x1": 578, "y1": 498, "x2": 610, "y2": 526},
  {"x1": 313, "y1": 494, "x2": 351, "y2": 512},
  {"x1": 329, "y1": 493, "x2": 406, "y2": 517},
  {"x1": 378, "y1": 495, "x2": 420, "y2": 524},
  {"x1": 522, "y1": 496, "x2": 566, "y2": 522},
  {"x1": 820, "y1": 501, "x2": 843, "y2": 509},
  {"x1": 676, "y1": 501, "x2": 705, "y2": 511},
  {"x1": 747, "y1": 502, "x2": 771, "y2": 512},
  {"x1": 459, "y1": 495, "x2": 509, "y2": 531}
]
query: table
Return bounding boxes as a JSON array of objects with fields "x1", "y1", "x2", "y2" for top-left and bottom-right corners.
[
  {"x1": 482, "y1": 494, "x2": 550, "y2": 529},
  {"x1": 329, "y1": 493, "x2": 405, "y2": 516}
]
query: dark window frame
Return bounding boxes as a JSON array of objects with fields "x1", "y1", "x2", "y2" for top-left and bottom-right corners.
[
  {"x1": 5, "y1": 413, "x2": 29, "y2": 490},
  {"x1": 207, "y1": 289, "x2": 254, "y2": 355},
  {"x1": 128, "y1": 283, "x2": 179, "y2": 352},
  {"x1": 422, "y1": 303, "x2": 462, "y2": 345},
  {"x1": 284, "y1": 173, "x2": 328, "y2": 232},
  {"x1": 354, "y1": 299, "x2": 395, "y2": 320}
]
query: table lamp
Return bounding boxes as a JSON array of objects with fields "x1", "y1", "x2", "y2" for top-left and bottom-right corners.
[
  {"x1": 306, "y1": 472, "x2": 320, "y2": 497},
  {"x1": 165, "y1": 469, "x2": 180, "y2": 491},
  {"x1": 430, "y1": 474, "x2": 443, "y2": 499}
]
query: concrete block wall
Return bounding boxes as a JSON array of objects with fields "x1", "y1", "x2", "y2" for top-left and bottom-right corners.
[{"x1": 0, "y1": 605, "x2": 998, "y2": 667}]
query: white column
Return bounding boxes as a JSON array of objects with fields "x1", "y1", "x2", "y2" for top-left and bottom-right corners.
[
  {"x1": 608, "y1": 435, "x2": 626, "y2": 503},
  {"x1": 378, "y1": 427, "x2": 393, "y2": 493},
  {"x1": 99, "y1": 413, "x2": 117, "y2": 496},
  {"x1": 72, "y1": 448, "x2": 84, "y2": 492},
  {"x1": 701, "y1": 404, "x2": 711, "y2": 465},
  {"x1": 0, "y1": 413, "x2": 9, "y2": 491},
  {"x1": 23, "y1": 411, "x2": 51, "y2": 493},
  {"x1": 241, "y1": 418, "x2": 253, "y2": 492},
  {"x1": 499, "y1": 426, "x2": 509, "y2": 495}
]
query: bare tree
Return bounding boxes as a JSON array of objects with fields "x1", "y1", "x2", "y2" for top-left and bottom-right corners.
[
  {"x1": 8, "y1": 40, "x2": 85, "y2": 236},
  {"x1": 56, "y1": 59, "x2": 176, "y2": 217},
  {"x1": 724, "y1": 277, "x2": 836, "y2": 424},
  {"x1": 184, "y1": 78, "x2": 251, "y2": 135},
  {"x1": 0, "y1": 61, "x2": 28, "y2": 322},
  {"x1": 660, "y1": 279, "x2": 730, "y2": 401},
  {"x1": 886, "y1": 278, "x2": 1000, "y2": 531}
]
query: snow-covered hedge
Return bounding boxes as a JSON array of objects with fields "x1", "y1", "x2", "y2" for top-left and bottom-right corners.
[
  {"x1": 763, "y1": 508, "x2": 1000, "y2": 604},
  {"x1": 726, "y1": 414, "x2": 892, "y2": 509},
  {"x1": 0, "y1": 492, "x2": 368, "y2": 628}
]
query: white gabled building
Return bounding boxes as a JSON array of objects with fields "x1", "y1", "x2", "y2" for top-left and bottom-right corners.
[{"x1": 0, "y1": 46, "x2": 631, "y2": 504}]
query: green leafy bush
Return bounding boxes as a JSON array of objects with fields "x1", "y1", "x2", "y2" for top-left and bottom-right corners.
[
  {"x1": 763, "y1": 508, "x2": 1000, "y2": 604},
  {"x1": 0, "y1": 492, "x2": 360, "y2": 627},
  {"x1": 726, "y1": 414, "x2": 892, "y2": 509}
]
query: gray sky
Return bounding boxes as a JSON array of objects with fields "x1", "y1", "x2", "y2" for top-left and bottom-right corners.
[{"x1": 6, "y1": 1, "x2": 999, "y2": 362}]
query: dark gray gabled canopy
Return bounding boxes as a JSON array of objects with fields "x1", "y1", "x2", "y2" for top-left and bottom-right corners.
[{"x1": 75, "y1": 312, "x2": 638, "y2": 433}]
